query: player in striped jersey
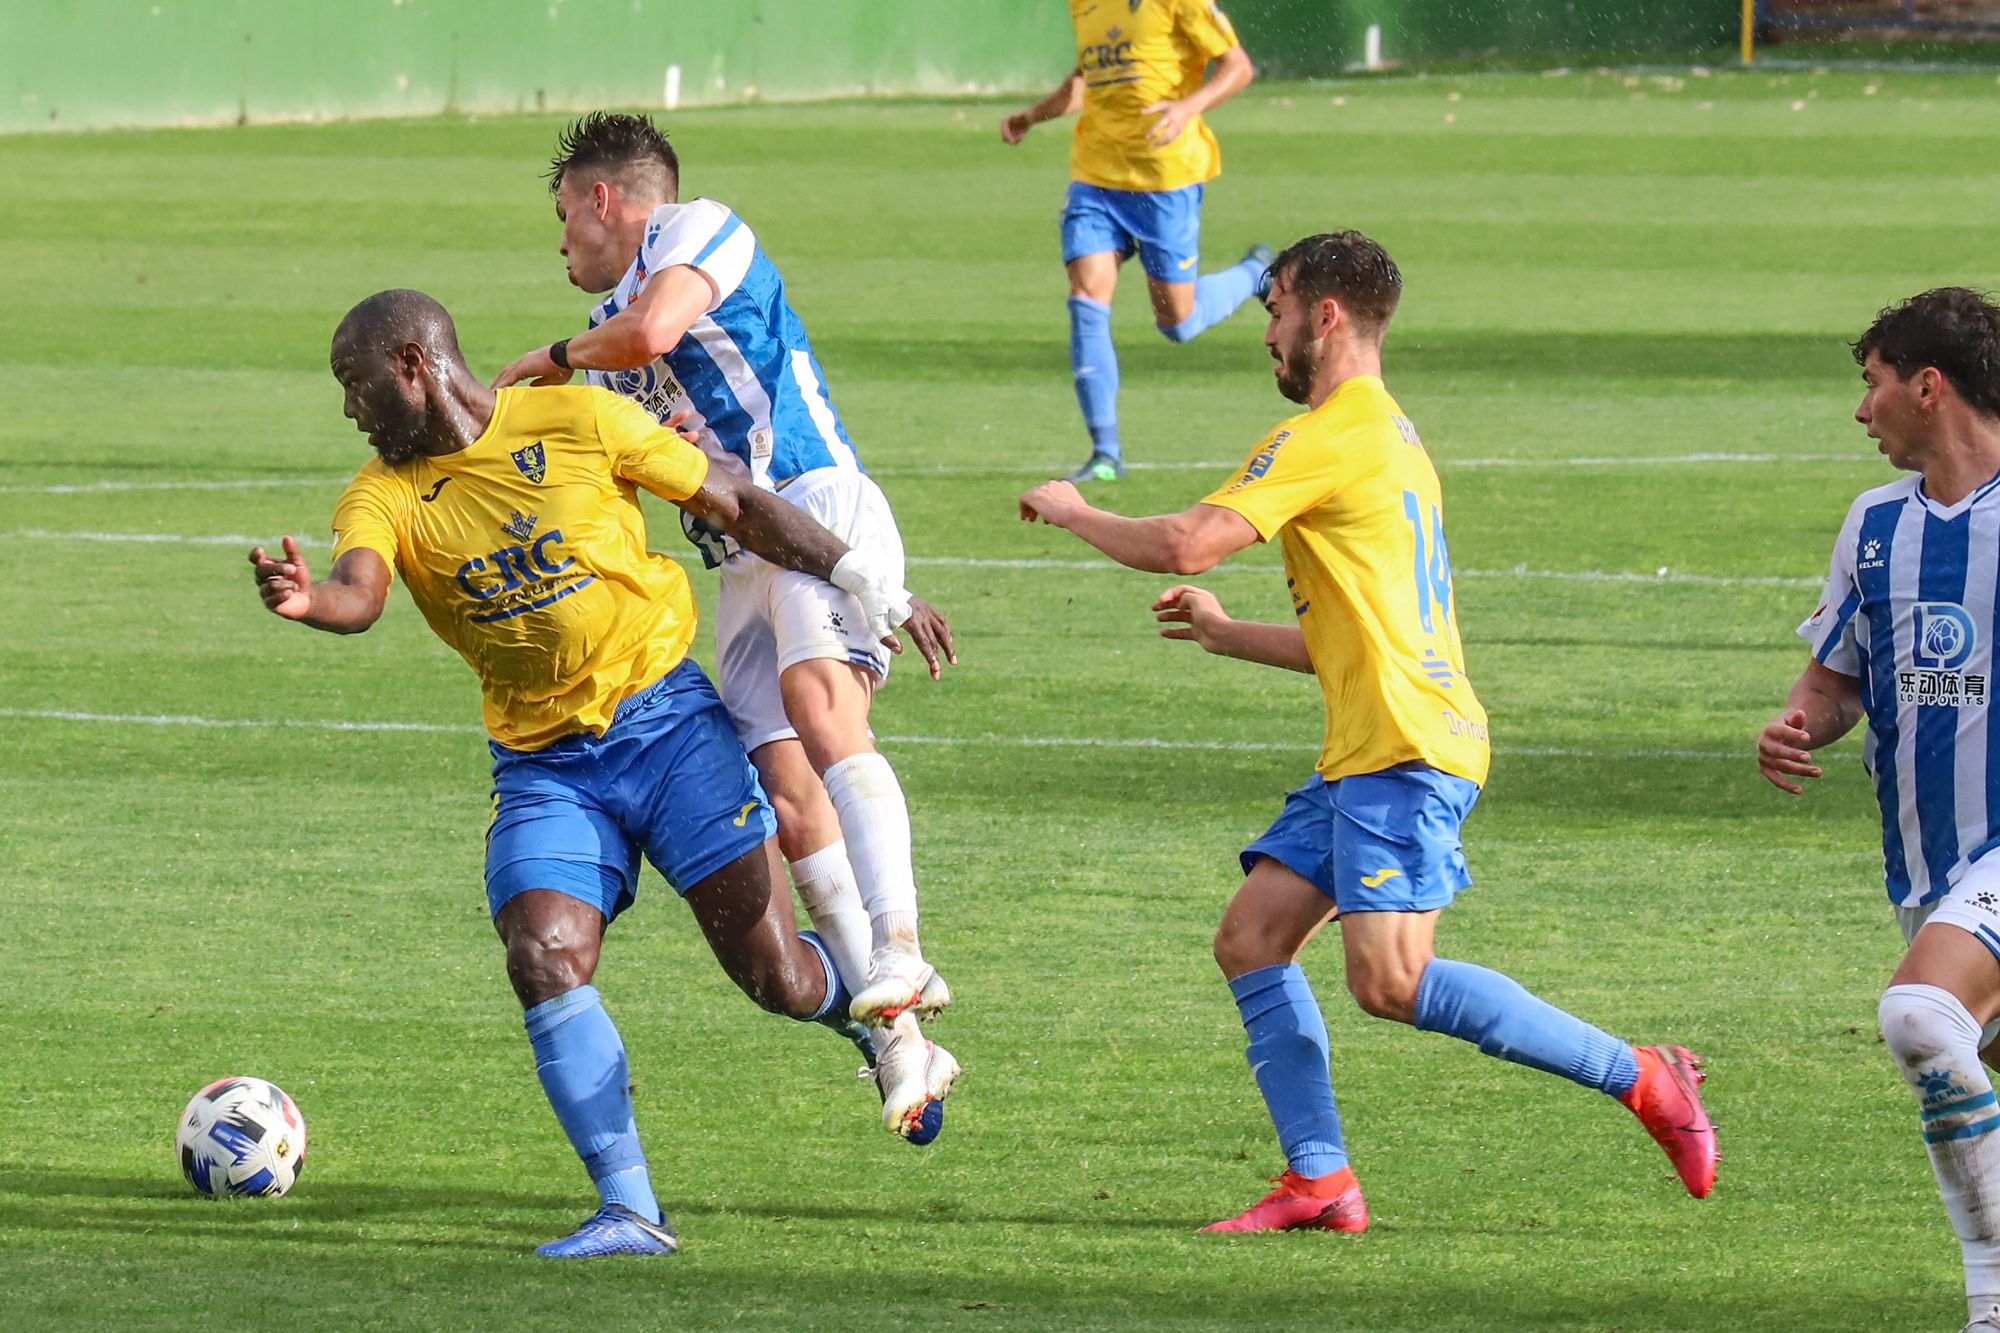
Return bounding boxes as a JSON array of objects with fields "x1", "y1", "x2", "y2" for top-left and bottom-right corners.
[
  {"x1": 1760, "y1": 288, "x2": 2000, "y2": 1333},
  {"x1": 492, "y1": 114, "x2": 957, "y2": 1142}
]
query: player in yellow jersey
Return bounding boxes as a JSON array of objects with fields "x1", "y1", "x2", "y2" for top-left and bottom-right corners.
[
  {"x1": 247, "y1": 290, "x2": 958, "y2": 1258},
  {"x1": 1001, "y1": 0, "x2": 1269, "y2": 482},
  {"x1": 1018, "y1": 232, "x2": 1718, "y2": 1231}
]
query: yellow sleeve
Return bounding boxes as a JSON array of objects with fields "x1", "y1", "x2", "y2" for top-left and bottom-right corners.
[
  {"x1": 330, "y1": 468, "x2": 402, "y2": 580},
  {"x1": 592, "y1": 389, "x2": 711, "y2": 502},
  {"x1": 1176, "y1": 0, "x2": 1240, "y2": 60},
  {"x1": 1199, "y1": 422, "x2": 1352, "y2": 541}
]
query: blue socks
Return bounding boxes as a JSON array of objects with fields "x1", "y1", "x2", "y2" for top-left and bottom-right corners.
[
  {"x1": 1412, "y1": 958, "x2": 1639, "y2": 1097},
  {"x1": 1230, "y1": 964, "x2": 1348, "y2": 1177},
  {"x1": 798, "y1": 929, "x2": 852, "y2": 1026},
  {"x1": 1160, "y1": 254, "x2": 1264, "y2": 344},
  {"x1": 523, "y1": 985, "x2": 663, "y2": 1224},
  {"x1": 1067, "y1": 296, "x2": 1120, "y2": 459}
]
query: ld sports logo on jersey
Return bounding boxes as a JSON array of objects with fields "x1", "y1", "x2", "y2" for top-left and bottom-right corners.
[
  {"x1": 511, "y1": 442, "x2": 547, "y2": 484},
  {"x1": 1901, "y1": 601, "x2": 1987, "y2": 707}
]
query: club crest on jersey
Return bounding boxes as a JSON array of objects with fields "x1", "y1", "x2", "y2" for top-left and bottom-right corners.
[
  {"x1": 502, "y1": 510, "x2": 537, "y2": 543},
  {"x1": 511, "y1": 442, "x2": 547, "y2": 483}
]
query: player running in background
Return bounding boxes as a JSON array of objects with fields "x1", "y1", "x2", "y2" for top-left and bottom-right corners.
[
  {"x1": 1018, "y1": 231, "x2": 1718, "y2": 1231},
  {"x1": 492, "y1": 114, "x2": 958, "y2": 1141},
  {"x1": 1758, "y1": 289, "x2": 2000, "y2": 1333},
  {"x1": 250, "y1": 290, "x2": 949, "y2": 1256},
  {"x1": 1000, "y1": 0, "x2": 1269, "y2": 482}
]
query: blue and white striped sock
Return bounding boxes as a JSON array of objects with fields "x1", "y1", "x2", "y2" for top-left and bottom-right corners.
[{"x1": 1881, "y1": 982, "x2": 2000, "y2": 1322}]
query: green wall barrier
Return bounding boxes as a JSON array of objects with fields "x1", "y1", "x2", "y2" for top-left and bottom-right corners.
[
  {"x1": 0, "y1": 0, "x2": 1072, "y2": 133},
  {"x1": 0, "y1": 0, "x2": 1739, "y2": 135},
  {"x1": 1226, "y1": 0, "x2": 1741, "y2": 76}
]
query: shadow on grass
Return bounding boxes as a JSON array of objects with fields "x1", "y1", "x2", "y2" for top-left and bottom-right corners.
[{"x1": 0, "y1": 1165, "x2": 1211, "y2": 1244}]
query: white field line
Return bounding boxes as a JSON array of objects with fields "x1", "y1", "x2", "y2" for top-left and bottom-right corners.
[
  {"x1": 0, "y1": 529, "x2": 1819, "y2": 589},
  {"x1": 0, "y1": 706, "x2": 1754, "y2": 762},
  {"x1": 0, "y1": 452, "x2": 1872, "y2": 495}
]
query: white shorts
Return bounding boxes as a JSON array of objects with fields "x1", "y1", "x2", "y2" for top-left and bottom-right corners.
[
  {"x1": 1896, "y1": 854, "x2": 2000, "y2": 1048},
  {"x1": 713, "y1": 468, "x2": 905, "y2": 754}
]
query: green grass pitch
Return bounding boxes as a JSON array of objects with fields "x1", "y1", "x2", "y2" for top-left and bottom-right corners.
[{"x1": 3, "y1": 64, "x2": 1999, "y2": 1330}]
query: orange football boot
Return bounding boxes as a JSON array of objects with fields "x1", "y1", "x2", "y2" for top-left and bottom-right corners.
[
  {"x1": 1199, "y1": 1168, "x2": 1369, "y2": 1234},
  {"x1": 1619, "y1": 1044, "x2": 1718, "y2": 1198}
]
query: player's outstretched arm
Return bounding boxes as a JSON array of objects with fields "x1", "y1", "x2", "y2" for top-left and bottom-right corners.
[
  {"x1": 680, "y1": 471, "x2": 955, "y2": 677},
  {"x1": 1153, "y1": 585, "x2": 1311, "y2": 673},
  {"x1": 1757, "y1": 659, "x2": 1864, "y2": 794},
  {"x1": 492, "y1": 267, "x2": 713, "y2": 390},
  {"x1": 1001, "y1": 70, "x2": 1084, "y2": 144},
  {"x1": 1019, "y1": 482, "x2": 1258, "y2": 575},
  {"x1": 246, "y1": 539, "x2": 390, "y2": 635}
]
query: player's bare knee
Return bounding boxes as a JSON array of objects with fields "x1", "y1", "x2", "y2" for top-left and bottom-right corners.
[
  {"x1": 505, "y1": 934, "x2": 595, "y2": 1008},
  {"x1": 1347, "y1": 967, "x2": 1420, "y2": 1023},
  {"x1": 1212, "y1": 912, "x2": 1282, "y2": 978},
  {"x1": 736, "y1": 951, "x2": 823, "y2": 1020}
]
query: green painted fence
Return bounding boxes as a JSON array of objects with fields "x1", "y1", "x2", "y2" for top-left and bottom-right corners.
[
  {"x1": 1227, "y1": 0, "x2": 1742, "y2": 76},
  {"x1": 0, "y1": 0, "x2": 1740, "y2": 135},
  {"x1": 0, "y1": 0, "x2": 1072, "y2": 133}
]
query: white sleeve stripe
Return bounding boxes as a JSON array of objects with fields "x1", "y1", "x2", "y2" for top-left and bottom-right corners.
[{"x1": 695, "y1": 225, "x2": 756, "y2": 308}]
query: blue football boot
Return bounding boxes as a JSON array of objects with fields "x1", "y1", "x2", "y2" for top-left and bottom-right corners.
[{"x1": 535, "y1": 1203, "x2": 679, "y2": 1259}]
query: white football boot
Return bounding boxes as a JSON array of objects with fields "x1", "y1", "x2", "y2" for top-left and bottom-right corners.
[
  {"x1": 849, "y1": 945, "x2": 952, "y2": 1027},
  {"x1": 872, "y1": 1014, "x2": 959, "y2": 1144}
]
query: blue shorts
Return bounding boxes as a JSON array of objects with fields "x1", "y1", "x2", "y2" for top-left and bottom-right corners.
[
  {"x1": 484, "y1": 658, "x2": 777, "y2": 924},
  {"x1": 1242, "y1": 762, "x2": 1481, "y2": 914},
  {"x1": 1061, "y1": 181, "x2": 1204, "y2": 282}
]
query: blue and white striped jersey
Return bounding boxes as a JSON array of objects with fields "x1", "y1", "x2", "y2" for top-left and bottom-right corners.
[
  {"x1": 1800, "y1": 473, "x2": 2000, "y2": 906},
  {"x1": 583, "y1": 198, "x2": 861, "y2": 490}
]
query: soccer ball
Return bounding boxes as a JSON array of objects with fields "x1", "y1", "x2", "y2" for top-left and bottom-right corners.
[{"x1": 175, "y1": 1076, "x2": 308, "y2": 1198}]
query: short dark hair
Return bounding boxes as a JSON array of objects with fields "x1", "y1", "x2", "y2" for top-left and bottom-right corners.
[
  {"x1": 546, "y1": 112, "x2": 679, "y2": 201},
  {"x1": 1853, "y1": 287, "x2": 2000, "y2": 419},
  {"x1": 1266, "y1": 231, "x2": 1402, "y2": 338}
]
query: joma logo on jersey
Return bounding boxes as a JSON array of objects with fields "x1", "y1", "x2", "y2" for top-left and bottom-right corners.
[
  {"x1": 455, "y1": 532, "x2": 575, "y2": 601},
  {"x1": 1914, "y1": 602, "x2": 1976, "y2": 669}
]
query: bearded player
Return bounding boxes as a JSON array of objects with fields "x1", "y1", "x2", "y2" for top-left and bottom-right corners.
[
  {"x1": 252, "y1": 290, "x2": 950, "y2": 1256},
  {"x1": 492, "y1": 114, "x2": 958, "y2": 1141},
  {"x1": 1018, "y1": 232, "x2": 1718, "y2": 1230}
]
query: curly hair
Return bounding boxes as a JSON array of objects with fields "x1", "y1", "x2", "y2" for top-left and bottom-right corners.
[
  {"x1": 545, "y1": 111, "x2": 679, "y2": 201},
  {"x1": 1266, "y1": 231, "x2": 1402, "y2": 338},
  {"x1": 1852, "y1": 287, "x2": 2000, "y2": 419}
]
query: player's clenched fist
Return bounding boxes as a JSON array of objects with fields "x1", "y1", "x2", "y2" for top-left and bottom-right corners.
[
  {"x1": 1019, "y1": 480, "x2": 1087, "y2": 527},
  {"x1": 1153, "y1": 584, "x2": 1232, "y2": 654},
  {"x1": 1756, "y1": 707, "x2": 1824, "y2": 795},
  {"x1": 248, "y1": 536, "x2": 314, "y2": 620}
]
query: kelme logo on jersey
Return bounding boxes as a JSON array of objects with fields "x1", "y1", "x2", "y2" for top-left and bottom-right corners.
[
  {"x1": 1228, "y1": 431, "x2": 1289, "y2": 491},
  {"x1": 1914, "y1": 602, "x2": 1975, "y2": 669},
  {"x1": 511, "y1": 442, "x2": 547, "y2": 484}
]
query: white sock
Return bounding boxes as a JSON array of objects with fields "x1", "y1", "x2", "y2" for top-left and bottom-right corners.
[
  {"x1": 789, "y1": 841, "x2": 881, "y2": 1054},
  {"x1": 820, "y1": 751, "x2": 921, "y2": 954},
  {"x1": 1881, "y1": 982, "x2": 2000, "y2": 1323}
]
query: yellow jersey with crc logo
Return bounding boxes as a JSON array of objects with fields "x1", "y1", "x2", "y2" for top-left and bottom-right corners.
[
  {"x1": 1068, "y1": 0, "x2": 1241, "y2": 193},
  {"x1": 330, "y1": 385, "x2": 709, "y2": 751},
  {"x1": 1200, "y1": 375, "x2": 1490, "y2": 786}
]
